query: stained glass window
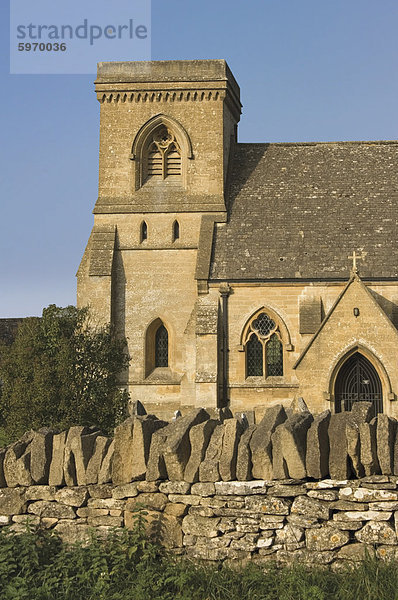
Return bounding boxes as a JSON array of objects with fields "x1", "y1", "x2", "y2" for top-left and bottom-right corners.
[
  {"x1": 266, "y1": 333, "x2": 283, "y2": 376},
  {"x1": 245, "y1": 311, "x2": 284, "y2": 378},
  {"x1": 252, "y1": 313, "x2": 276, "y2": 337},
  {"x1": 246, "y1": 335, "x2": 263, "y2": 376},
  {"x1": 155, "y1": 325, "x2": 168, "y2": 367}
]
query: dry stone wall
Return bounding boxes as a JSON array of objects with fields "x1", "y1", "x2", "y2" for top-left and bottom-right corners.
[{"x1": 2, "y1": 400, "x2": 398, "y2": 567}]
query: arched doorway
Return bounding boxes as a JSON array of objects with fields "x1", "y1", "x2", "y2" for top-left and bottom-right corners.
[{"x1": 334, "y1": 352, "x2": 383, "y2": 414}]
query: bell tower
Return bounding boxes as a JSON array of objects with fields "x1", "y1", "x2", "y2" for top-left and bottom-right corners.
[{"x1": 77, "y1": 60, "x2": 241, "y2": 418}]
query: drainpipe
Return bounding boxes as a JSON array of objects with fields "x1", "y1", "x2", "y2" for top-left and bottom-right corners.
[{"x1": 219, "y1": 283, "x2": 231, "y2": 407}]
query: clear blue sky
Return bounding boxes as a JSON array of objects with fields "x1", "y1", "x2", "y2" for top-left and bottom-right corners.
[{"x1": 1, "y1": 0, "x2": 397, "y2": 317}]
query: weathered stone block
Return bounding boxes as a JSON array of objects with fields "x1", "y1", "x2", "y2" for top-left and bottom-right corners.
[
  {"x1": 215, "y1": 481, "x2": 267, "y2": 495},
  {"x1": 306, "y1": 410, "x2": 330, "y2": 479},
  {"x1": 164, "y1": 503, "x2": 188, "y2": 517},
  {"x1": 25, "y1": 486, "x2": 57, "y2": 501},
  {"x1": 328, "y1": 413, "x2": 351, "y2": 480},
  {"x1": 48, "y1": 431, "x2": 67, "y2": 486},
  {"x1": 98, "y1": 440, "x2": 114, "y2": 484},
  {"x1": 360, "y1": 418, "x2": 380, "y2": 476},
  {"x1": 191, "y1": 482, "x2": 215, "y2": 496},
  {"x1": 159, "y1": 481, "x2": 191, "y2": 495},
  {"x1": 291, "y1": 495, "x2": 330, "y2": 520},
  {"x1": 236, "y1": 424, "x2": 256, "y2": 481},
  {"x1": 112, "y1": 418, "x2": 134, "y2": 485},
  {"x1": 377, "y1": 414, "x2": 396, "y2": 475},
  {"x1": 181, "y1": 515, "x2": 221, "y2": 537},
  {"x1": 64, "y1": 426, "x2": 92, "y2": 486},
  {"x1": 112, "y1": 482, "x2": 139, "y2": 499},
  {"x1": 30, "y1": 428, "x2": 54, "y2": 485},
  {"x1": 85, "y1": 436, "x2": 111, "y2": 485},
  {"x1": 337, "y1": 543, "x2": 370, "y2": 560},
  {"x1": 250, "y1": 405, "x2": 287, "y2": 480},
  {"x1": 346, "y1": 402, "x2": 373, "y2": 478},
  {"x1": 125, "y1": 492, "x2": 168, "y2": 512},
  {"x1": 339, "y1": 487, "x2": 398, "y2": 502},
  {"x1": 272, "y1": 412, "x2": 313, "y2": 479},
  {"x1": 306, "y1": 526, "x2": 349, "y2": 551},
  {"x1": 355, "y1": 521, "x2": 397, "y2": 545},
  {"x1": 245, "y1": 496, "x2": 290, "y2": 515},
  {"x1": 3, "y1": 432, "x2": 34, "y2": 487},
  {"x1": 199, "y1": 424, "x2": 224, "y2": 482},
  {"x1": 0, "y1": 488, "x2": 26, "y2": 515},
  {"x1": 55, "y1": 487, "x2": 88, "y2": 507},
  {"x1": 88, "y1": 483, "x2": 113, "y2": 499},
  {"x1": 71, "y1": 431, "x2": 101, "y2": 486},
  {"x1": 219, "y1": 419, "x2": 243, "y2": 481},
  {"x1": 163, "y1": 409, "x2": 209, "y2": 480},
  {"x1": 28, "y1": 501, "x2": 76, "y2": 519},
  {"x1": 184, "y1": 419, "x2": 218, "y2": 483}
]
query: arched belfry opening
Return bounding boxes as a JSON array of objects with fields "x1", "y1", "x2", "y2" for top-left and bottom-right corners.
[{"x1": 334, "y1": 352, "x2": 383, "y2": 414}]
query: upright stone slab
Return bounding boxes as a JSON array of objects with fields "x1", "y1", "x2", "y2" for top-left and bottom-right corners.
[
  {"x1": 346, "y1": 402, "x2": 373, "y2": 478},
  {"x1": 184, "y1": 419, "x2": 219, "y2": 483},
  {"x1": 48, "y1": 431, "x2": 67, "y2": 486},
  {"x1": 64, "y1": 426, "x2": 91, "y2": 486},
  {"x1": 130, "y1": 415, "x2": 168, "y2": 481},
  {"x1": 3, "y1": 432, "x2": 34, "y2": 487},
  {"x1": 377, "y1": 414, "x2": 396, "y2": 475},
  {"x1": 306, "y1": 410, "x2": 331, "y2": 479},
  {"x1": 199, "y1": 424, "x2": 225, "y2": 482},
  {"x1": 163, "y1": 409, "x2": 209, "y2": 480},
  {"x1": 98, "y1": 439, "x2": 114, "y2": 484},
  {"x1": 71, "y1": 431, "x2": 100, "y2": 485},
  {"x1": 236, "y1": 424, "x2": 256, "y2": 481},
  {"x1": 112, "y1": 417, "x2": 135, "y2": 485},
  {"x1": 85, "y1": 436, "x2": 112, "y2": 485},
  {"x1": 272, "y1": 411, "x2": 313, "y2": 480},
  {"x1": 30, "y1": 428, "x2": 54, "y2": 484},
  {"x1": 360, "y1": 417, "x2": 379, "y2": 476},
  {"x1": 219, "y1": 418, "x2": 243, "y2": 481},
  {"x1": 250, "y1": 404, "x2": 287, "y2": 480},
  {"x1": 146, "y1": 427, "x2": 169, "y2": 481},
  {"x1": 328, "y1": 412, "x2": 352, "y2": 480}
]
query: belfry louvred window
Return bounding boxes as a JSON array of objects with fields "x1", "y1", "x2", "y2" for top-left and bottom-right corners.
[
  {"x1": 245, "y1": 312, "x2": 283, "y2": 378},
  {"x1": 144, "y1": 125, "x2": 182, "y2": 182}
]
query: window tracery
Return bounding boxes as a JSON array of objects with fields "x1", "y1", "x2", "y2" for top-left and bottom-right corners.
[
  {"x1": 244, "y1": 311, "x2": 283, "y2": 378},
  {"x1": 144, "y1": 125, "x2": 182, "y2": 182}
]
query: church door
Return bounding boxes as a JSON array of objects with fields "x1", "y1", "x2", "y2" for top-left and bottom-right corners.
[{"x1": 334, "y1": 352, "x2": 383, "y2": 414}]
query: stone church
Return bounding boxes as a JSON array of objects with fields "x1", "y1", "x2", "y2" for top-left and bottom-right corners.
[{"x1": 77, "y1": 59, "x2": 398, "y2": 422}]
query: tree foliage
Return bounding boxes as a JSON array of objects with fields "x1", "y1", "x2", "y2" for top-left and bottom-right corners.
[{"x1": 0, "y1": 305, "x2": 129, "y2": 440}]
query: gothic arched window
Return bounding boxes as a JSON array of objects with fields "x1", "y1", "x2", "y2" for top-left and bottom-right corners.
[
  {"x1": 143, "y1": 125, "x2": 182, "y2": 183},
  {"x1": 145, "y1": 318, "x2": 169, "y2": 376},
  {"x1": 172, "y1": 220, "x2": 180, "y2": 241},
  {"x1": 140, "y1": 221, "x2": 148, "y2": 242},
  {"x1": 155, "y1": 325, "x2": 168, "y2": 367},
  {"x1": 244, "y1": 312, "x2": 283, "y2": 378}
]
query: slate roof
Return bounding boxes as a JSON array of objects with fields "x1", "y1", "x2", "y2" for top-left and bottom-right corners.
[{"x1": 210, "y1": 141, "x2": 398, "y2": 280}]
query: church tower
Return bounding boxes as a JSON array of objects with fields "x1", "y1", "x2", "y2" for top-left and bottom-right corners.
[{"x1": 77, "y1": 60, "x2": 241, "y2": 417}]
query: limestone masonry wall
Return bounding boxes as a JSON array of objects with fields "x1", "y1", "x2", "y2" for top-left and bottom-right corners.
[{"x1": 1, "y1": 400, "x2": 398, "y2": 567}]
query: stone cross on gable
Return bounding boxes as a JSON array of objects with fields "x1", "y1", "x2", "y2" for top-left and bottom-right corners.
[{"x1": 348, "y1": 251, "x2": 365, "y2": 274}]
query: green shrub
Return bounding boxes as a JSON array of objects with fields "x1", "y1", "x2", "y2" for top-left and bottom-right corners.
[{"x1": 2, "y1": 518, "x2": 398, "y2": 600}]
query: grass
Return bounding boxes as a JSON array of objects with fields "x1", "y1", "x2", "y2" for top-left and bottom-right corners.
[{"x1": 1, "y1": 519, "x2": 398, "y2": 600}]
